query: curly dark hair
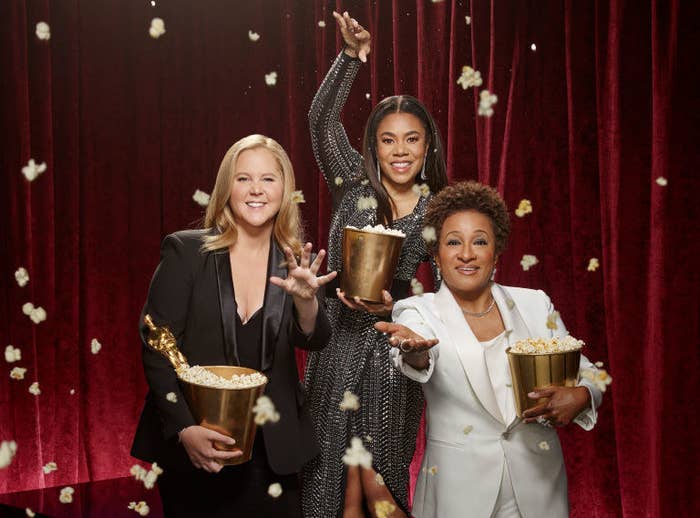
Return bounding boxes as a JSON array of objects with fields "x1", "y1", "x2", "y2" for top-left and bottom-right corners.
[{"x1": 423, "y1": 181, "x2": 510, "y2": 254}]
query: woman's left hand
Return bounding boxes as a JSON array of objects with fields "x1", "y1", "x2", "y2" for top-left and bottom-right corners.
[
  {"x1": 337, "y1": 289, "x2": 393, "y2": 317},
  {"x1": 270, "y1": 242, "x2": 337, "y2": 301},
  {"x1": 522, "y1": 386, "x2": 591, "y2": 427}
]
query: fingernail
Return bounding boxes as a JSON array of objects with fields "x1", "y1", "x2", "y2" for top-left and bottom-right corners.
[{"x1": 528, "y1": 392, "x2": 538, "y2": 398}]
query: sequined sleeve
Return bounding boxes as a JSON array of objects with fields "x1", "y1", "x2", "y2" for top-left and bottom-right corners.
[{"x1": 308, "y1": 51, "x2": 364, "y2": 192}]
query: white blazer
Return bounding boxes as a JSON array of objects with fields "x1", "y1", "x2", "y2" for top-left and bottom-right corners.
[{"x1": 391, "y1": 283, "x2": 602, "y2": 518}]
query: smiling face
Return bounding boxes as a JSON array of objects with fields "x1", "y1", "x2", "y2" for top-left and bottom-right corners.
[
  {"x1": 375, "y1": 112, "x2": 429, "y2": 191},
  {"x1": 229, "y1": 147, "x2": 283, "y2": 233},
  {"x1": 435, "y1": 210, "x2": 499, "y2": 299}
]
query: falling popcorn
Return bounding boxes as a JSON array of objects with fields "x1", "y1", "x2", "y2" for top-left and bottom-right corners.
[
  {"x1": 26, "y1": 508, "x2": 35, "y2": 517},
  {"x1": 428, "y1": 465, "x2": 438, "y2": 475},
  {"x1": 365, "y1": 93, "x2": 371, "y2": 100},
  {"x1": 465, "y1": 16, "x2": 471, "y2": 25},
  {"x1": 375, "y1": 500, "x2": 397, "y2": 518},
  {"x1": 515, "y1": 199, "x2": 532, "y2": 217},
  {"x1": 22, "y1": 159, "x2": 47, "y2": 181},
  {"x1": 342, "y1": 437, "x2": 372, "y2": 469},
  {"x1": 70, "y1": 388, "x2": 75, "y2": 395},
  {"x1": 463, "y1": 425, "x2": 473, "y2": 435},
  {"x1": 594, "y1": 361, "x2": 604, "y2": 368},
  {"x1": 530, "y1": 43, "x2": 537, "y2": 51},
  {"x1": 0, "y1": 440, "x2": 18, "y2": 469},
  {"x1": 128, "y1": 501, "x2": 151, "y2": 516},
  {"x1": 253, "y1": 395, "x2": 280, "y2": 425},
  {"x1": 264, "y1": 71, "x2": 278, "y2": 86},
  {"x1": 655, "y1": 176, "x2": 668, "y2": 186},
  {"x1": 356, "y1": 196, "x2": 378, "y2": 211},
  {"x1": 506, "y1": 298, "x2": 515, "y2": 310},
  {"x1": 291, "y1": 190, "x2": 305, "y2": 204},
  {"x1": 339, "y1": 390, "x2": 360, "y2": 411},
  {"x1": 59, "y1": 486, "x2": 75, "y2": 504},
  {"x1": 248, "y1": 30, "x2": 260, "y2": 42},
  {"x1": 456, "y1": 66, "x2": 483, "y2": 90},
  {"x1": 520, "y1": 254, "x2": 539, "y2": 271},
  {"x1": 5, "y1": 345, "x2": 21, "y2": 363},
  {"x1": 35, "y1": 22, "x2": 50, "y2": 41},
  {"x1": 375, "y1": 473, "x2": 385, "y2": 485},
  {"x1": 538, "y1": 441, "x2": 550, "y2": 451},
  {"x1": 411, "y1": 183, "x2": 430, "y2": 198},
  {"x1": 149, "y1": 18, "x2": 166, "y2": 39},
  {"x1": 166, "y1": 392, "x2": 177, "y2": 403},
  {"x1": 22, "y1": 302, "x2": 47, "y2": 324},
  {"x1": 410, "y1": 278, "x2": 424, "y2": 296},
  {"x1": 580, "y1": 367, "x2": 613, "y2": 393},
  {"x1": 192, "y1": 189, "x2": 211, "y2": 207},
  {"x1": 15, "y1": 267, "x2": 29, "y2": 287},
  {"x1": 334, "y1": 177, "x2": 343, "y2": 186},
  {"x1": 90, "y1": 338, "x2": 102, "y2": 355},
  {"x1": 546, "y1": 311, "x2": 560, "y2": 330},
  {"x1": 10, "y1": 367, "x2": 27, "y2": 380},
  {"x1": 267, "y1": 482, "x2": 283, "y2": 498},
  {"x1": 587, "y1": 257, "x2": 600, "y2": 272},
  {"x1": 478, "y1": 90, "x2": 498, "y2": 117},
  {"x1": 317, "y1": 20, "x2": 326, "y2": 28},
  {"x1": 29, "y1": 382, "x2": 41, "y2": 395},
  {"x1": 43, "y1": 461, "x2": 58, "y2": 474},
  {"x1": 421, "y1": 226, "x2": 437, "y2": 243},
  {"x1": 131, "y1": 463, "x2": 163, "y2": 489}
]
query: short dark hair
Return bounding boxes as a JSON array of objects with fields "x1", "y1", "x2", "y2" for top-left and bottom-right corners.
[
  {"x1": 361, "y1": 95, "x2": 448, "y2": 226},
  {"x1": 423, "y1": 181, "x2": 510, "y2": 254}
]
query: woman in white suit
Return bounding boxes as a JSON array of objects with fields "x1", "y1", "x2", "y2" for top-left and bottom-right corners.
[{"x1": 376, "y1": 181, "x2": 604, "y2": 518}]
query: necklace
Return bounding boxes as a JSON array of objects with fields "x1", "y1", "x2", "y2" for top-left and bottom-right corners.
[{"x1": 461, "y1": 297, "x2": 495, "y2": 318}]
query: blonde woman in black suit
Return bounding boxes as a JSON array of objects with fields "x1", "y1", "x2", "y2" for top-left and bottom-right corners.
[{"x1": 131, "y1": 134, "x2": 336, "y2": 517}]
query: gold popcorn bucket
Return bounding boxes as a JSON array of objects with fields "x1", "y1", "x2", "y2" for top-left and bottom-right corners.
[
  {"x1": 506, "y1": 349, "x2": 581, "y2": 417},
  {"x1": 340, "y1": 228, "x2": 405, "y2": 303},
  {"x1": 179, "y1": 366, "x2": 267, "y2": 465}
]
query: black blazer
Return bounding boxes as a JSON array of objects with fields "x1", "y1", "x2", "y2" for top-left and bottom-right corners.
[{"x1": 131, "y1": 229, "x2": 331, "y2": 475}]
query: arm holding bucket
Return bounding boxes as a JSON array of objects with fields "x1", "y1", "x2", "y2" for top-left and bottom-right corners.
[
  {"x1": 139, "y1": 234, "x2": 197, "y2": 439},
  {"x1": 522, "y1": 292, "x2": 603, "y2": 428}
]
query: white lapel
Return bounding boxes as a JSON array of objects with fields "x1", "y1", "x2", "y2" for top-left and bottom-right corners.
[
  {"x1": 434, "y1": 284, "x2": 504, "y2": 424},
  {"x1": 492, "y1": 284, "x2": 535, "y2": 428}
]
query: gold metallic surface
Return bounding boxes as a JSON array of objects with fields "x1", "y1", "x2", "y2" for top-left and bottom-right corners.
[
  {"x1": 340, "y1": 228, "x2": 405, "y2": 303},
  {"x1": 506, "y1": 349, "x2": 581, "y2": 417},
  {"x1": 143, "y1": 314, "x2": 190, "y2": 371},
  {"x1": 179, "y1": 366, "x2": 267, "y2": 465}
]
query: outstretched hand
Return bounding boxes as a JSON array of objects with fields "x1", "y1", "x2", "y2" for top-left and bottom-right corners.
[
  {"x1": 343, "y1": 464, "x2": 407, "y2": 518},
  {"x1": 374, "y1": 321, "x2": 439, "y2": 354},
  {"x1": 269, "y1": 242, "x2": 337, "y2": 302},
  {"x1": 333, "y1": 11, "x2": 371, "y2": 62},
  {"x1": 522, "y1": 386, "x2": 591, "y2": 427}
]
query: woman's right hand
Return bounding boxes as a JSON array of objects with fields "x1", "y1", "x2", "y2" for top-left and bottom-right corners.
[
  {"x1": 178, "y1": 425, "x2": 243, "y2": 473},
  {"x1": 333, "y1": 11, "x2": 371, "y2": 62}
]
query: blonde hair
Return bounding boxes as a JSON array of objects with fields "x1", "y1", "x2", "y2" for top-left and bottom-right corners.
[{"x1": 202, "y1": 134, "x2": 303, "y2": 254}]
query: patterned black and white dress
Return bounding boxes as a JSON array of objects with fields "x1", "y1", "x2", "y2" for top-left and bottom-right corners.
[{"x1": 302, "y1": 51, "x2": 435, "y2": 517}]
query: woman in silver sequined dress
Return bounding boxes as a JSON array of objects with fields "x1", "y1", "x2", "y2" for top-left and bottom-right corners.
[{"x1": 302, "y1": 12, "x2": 448, "y2": 517}]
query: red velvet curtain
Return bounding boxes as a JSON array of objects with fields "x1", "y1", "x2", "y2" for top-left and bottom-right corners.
[{"x1": 1, "y1": 1, "x2": 698, "y2": 516}]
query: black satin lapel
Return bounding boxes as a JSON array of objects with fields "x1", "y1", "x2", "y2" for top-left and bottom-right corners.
[
  {"x1": 214, "y1": 252, "x2": 239, "y2": 365},
  {"x1": 260, "y1": 241, "x2": 287, "y2": 372}
]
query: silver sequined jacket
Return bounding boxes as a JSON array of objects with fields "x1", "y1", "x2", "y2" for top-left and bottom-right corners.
[{"x1": 302, "y1": 51, "x2": 434, "y2": 518}]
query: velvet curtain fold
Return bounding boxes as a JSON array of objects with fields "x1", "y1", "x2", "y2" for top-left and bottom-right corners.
[{"x1": 1, "y1": 1, "x2": 698, "y2": 516}]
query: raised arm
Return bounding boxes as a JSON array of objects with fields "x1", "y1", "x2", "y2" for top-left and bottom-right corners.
[{"x1": 308, "y1": 12, "x2": 371, "y2": 191}]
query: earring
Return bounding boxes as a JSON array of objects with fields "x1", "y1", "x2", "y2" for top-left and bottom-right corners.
[
  {"x1": 420, "y1": 156, "x2": 427, "y2": 181},
  {"x1": 376, "y1": 157, "x2": 381, "y2": 182},
  {"x1": 491, "y1": 266, "x2": 497, "y2": 281}
]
